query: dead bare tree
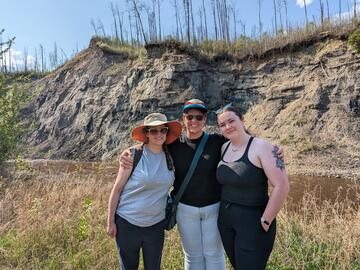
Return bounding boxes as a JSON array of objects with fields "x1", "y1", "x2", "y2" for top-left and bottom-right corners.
[
  {"x1": 277, "y1": 0, "x2": 284, "y2": 32},
  {"x1": 8, "y1": 43, "x2": 12, "y2": 72},
  {"x1": 257, "y1": 0, "x2": 263, "y2": 35},
  {"x1": 0, "y1": 30, "x2": 15, "y2": 72},
  {"x1": 283, "y1": 0, "x2": 289, "y2": 32},
  {"x1": 49, "y1": 42, "x2": 58, "y2": 70},
  {"x1": 183, "y1": 0, "x2": 191, "y2": 43},
  {"x1": 34, "y1": 48, "x2": 38, "y2": 72},
  {"x1": 216, "y1": 0, "x2": 223, "y2": 39},
  {"x1": 127, "y1": 0, "x2": 134, "y2": 44},
  {"x1": 97, "y1": 18, "x2": 106, "y2": 36},
  {"x1": 131, "y1": 0, "x2": 148, "y2": 44},
  {"x1": 110, "y1": 2, "x2": 119, "y2": 41},
  {"x1": 198, "y1": 8, "x2": 204, "y2": 41},
  {"x1": 211, "y1": 0, "x2": 218, "y2": 40},
  {"x1": 190, "y1": 0, "x2": 196, "y2": 42},
  {"x1": 90, "y1": 19, "x2": 98, "y2": 36},
  {"x1": 231, "y1": 5, "x2": 237, "y2": 41},
  {"x1": 303, "y1": 0, "x2": 309, "y2": 26},
  {"x1": 339, "y1": 0, "x2": 342, "y2": 23},
  {"x1": 224, "y1": 0, "x2": 230, "y2": 42},
  {"x1": 147, "y1": 4, "x2": 157, "y2": 42},
  {"x1": 354, "y1": 0, "x2": 357, "y2": 19},
  {"x1": 23, "y1": 47, "x2": 28, "y2": 72},
  {"x1": 326, "y1": 0, "x2": 330, "y2": 19},
  {"x1": 239, "y1": 19, "x2": 246, "y2": 37},
  {"x1": 60, "y1": 48, "x2": 68, "y2": 65},
  {"x1": 273, "y1": 0, "x2": 278, "y2": 34},
  {"x1": 216, "y1": 0, "x2": 230, "y2": 42},
  {"x1": 8, "y1": 46, "x2": 11, "y2": 72},
  {"x1": 157, "y1": 0, "x2": 162, "y2": 41},
  {"x1": 320, "y1": 0, "x2": 324, "y2": 27},
  {"x1": 134, "y1": 13, "x2": 140, "y2": 44},
  {"x1": 152, "y1": 0, "x2": 157, "y2": 40},
  {"x1": 202, "y1": 0, "x2": 208, "y2": 39},
  {"x1": 39, "y1": 44, "x2": 45, "y2": 72},
  {"x1": 116, "y1": 4, "x2": 124, "y2": 43},
  {"x1": 173, "y1": 0, "x2": 180, "y2": 40}
]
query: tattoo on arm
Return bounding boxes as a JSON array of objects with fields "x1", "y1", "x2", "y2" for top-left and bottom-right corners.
[{"x1": 272, "y1": 146, "x2": 285, "y2": 171}]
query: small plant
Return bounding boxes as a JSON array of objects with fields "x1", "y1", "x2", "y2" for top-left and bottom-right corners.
[
  {"x1": 349, "y1": 28, "x2": 360, "y2": 53},
  {"x1": 77, "y1": 198, "x2": 93, "y2": 242}
]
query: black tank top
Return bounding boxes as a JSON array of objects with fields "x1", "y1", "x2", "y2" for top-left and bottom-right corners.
[{"x1": 216, "y1": 137, "x2": 269, "y2": 206}]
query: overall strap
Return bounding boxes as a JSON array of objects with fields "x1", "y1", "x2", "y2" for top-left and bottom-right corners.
[
  {"x1": 174, "y1": 132, "x2": 209, "y2": 203},
  {"x1": 244, "y1": 137, "x2": 254, "y2": 158},
  {"x1": 221, "y1": 141, "x2": 231, "y2": 159},
  {"x1": 130, "y1": 143, "x2": 144, "y2": 177}
]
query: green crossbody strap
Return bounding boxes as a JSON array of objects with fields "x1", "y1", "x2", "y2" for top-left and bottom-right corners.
[{"x1": 173, "y1": 132, "x2": 209, "y2": 203}]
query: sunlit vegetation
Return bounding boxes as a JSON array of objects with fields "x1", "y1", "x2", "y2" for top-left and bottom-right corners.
[{"x1": 1, "y1": 164, "x2": 359, "y2": 269}]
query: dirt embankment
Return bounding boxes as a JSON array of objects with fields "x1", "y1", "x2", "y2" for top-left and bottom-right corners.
[{"x1": 18, "y1": 37, "x2": 360, "y2": 180}]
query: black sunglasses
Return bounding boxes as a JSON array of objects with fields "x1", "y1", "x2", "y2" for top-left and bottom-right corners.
[
  {"x1": 146, "y1": 127, "x2": 169, "y2": 135},
  {"x1": 185, "y1": 114, "x2": 205, "y2": 121}
]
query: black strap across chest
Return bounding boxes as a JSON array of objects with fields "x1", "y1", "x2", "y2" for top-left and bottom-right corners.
[{"x1": 221, "y1": 137, "x2": 254, "y2": 161}]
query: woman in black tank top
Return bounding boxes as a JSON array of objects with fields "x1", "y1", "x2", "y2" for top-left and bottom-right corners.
[{"x1": 216, "y1": 105, "x2": 289, "y2": 270}]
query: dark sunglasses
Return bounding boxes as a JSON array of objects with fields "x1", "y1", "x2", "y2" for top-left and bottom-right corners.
[
  {"x1": 215, "y1": 103, "x2": 233, "y2": 114},
  {"x1": 146, "y1": 127, "x2": 169, "y2": 135},
  {"x1": 185, "y1": 114, "x2": 205, "y2": 121}
]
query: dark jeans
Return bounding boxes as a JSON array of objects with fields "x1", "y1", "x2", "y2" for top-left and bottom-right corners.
[
  {"x1": 217, "y1": 202, "x2": 276, "y2": 270},
  {"x1": 115, "y1": 214, "x2": 166, "y2": 270}
]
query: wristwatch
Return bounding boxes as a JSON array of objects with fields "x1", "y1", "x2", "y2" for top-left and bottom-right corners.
[{"x1": 261, "y1": 217, "x2": 270, "y2": 226}]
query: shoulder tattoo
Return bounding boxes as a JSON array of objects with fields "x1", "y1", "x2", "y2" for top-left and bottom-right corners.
[{"x1": 272, "y1": 146, "x2": 285, "y2": 171}]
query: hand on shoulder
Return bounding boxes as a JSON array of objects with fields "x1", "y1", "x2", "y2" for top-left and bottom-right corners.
[{"x1": 119, "y1": 147, "x2": 133, "y2": 170}]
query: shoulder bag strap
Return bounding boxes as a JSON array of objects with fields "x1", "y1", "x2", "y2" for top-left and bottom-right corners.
[{"x1": 173, "y1": 132, "x2": 209, "y2": 203}]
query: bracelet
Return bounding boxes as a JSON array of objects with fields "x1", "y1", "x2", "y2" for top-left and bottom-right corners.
[{"x1": 261, "y1": 217, "x2": 270, "y2": 226}]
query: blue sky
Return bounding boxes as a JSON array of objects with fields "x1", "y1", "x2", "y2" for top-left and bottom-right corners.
[{"x1": 0, "y1": 0, "x2": 359, "y2": 70}]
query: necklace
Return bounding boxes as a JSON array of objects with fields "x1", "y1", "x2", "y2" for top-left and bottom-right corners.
[{"x1": 230, "y1": 143, "x2": 241, "y2": 152}]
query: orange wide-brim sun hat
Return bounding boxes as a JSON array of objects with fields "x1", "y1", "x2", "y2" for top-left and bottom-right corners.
[{"x1": 131, "y1": 113, "x2": 182, "y2": 144}]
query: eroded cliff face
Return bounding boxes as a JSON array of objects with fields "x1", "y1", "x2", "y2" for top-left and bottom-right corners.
[{"x1": 21, "y1": 38, "x2": 360, "y2": 179}]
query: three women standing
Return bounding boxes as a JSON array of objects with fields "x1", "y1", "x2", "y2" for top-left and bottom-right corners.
[{"x1": 114, "y1": 100, "x2": 288, "y2": 270}]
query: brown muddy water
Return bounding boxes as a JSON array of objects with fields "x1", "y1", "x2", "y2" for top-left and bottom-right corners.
[{"x1": 1, "y1": 159, "x2": 359, "y2": 207}]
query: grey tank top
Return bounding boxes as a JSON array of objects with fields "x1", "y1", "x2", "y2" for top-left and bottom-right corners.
[{"x1": 116, "y1": 145, "x2": 174, "y2": 227}]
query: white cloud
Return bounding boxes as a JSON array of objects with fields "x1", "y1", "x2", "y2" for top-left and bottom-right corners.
[
  {"x1": 332, "y1": 1, "x2": 360, "y2": 23},
  {"x1": 1, "y1": 49, "x2": 35, "y2": 71},
  {"x1": 296, "y1": 0, "x2": 314, "y2": 8}
]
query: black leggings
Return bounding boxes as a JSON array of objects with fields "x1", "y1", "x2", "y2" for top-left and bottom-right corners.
[
  {"x1": 115, "y1": 214, "x2": 165, "y2": 270},
  {"x1": 217, "y1": 202, "x2": 276, "y2": 270}
]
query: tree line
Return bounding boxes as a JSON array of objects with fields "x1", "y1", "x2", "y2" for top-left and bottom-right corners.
[
  {"x1": 92, "y1": 0, "x2": 359, "y2": 46},
  {"x1": 0, "y1": 29, "x2": 78, "y2": 73},
  {"x1": 1, "y1": 0, "x2": 359, "y2": 73}
]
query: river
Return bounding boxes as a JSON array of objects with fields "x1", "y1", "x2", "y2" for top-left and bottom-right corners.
[{"x1": 2, "y1": 159, "x2": 359, "y2": 207}]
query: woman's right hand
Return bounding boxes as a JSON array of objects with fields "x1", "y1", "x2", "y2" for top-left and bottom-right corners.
[
  {"x1": 107, "y1": 221, "x2": 117, "y2": 238},
  {"x1": 119, "y1": 148, "x2": 133, "y2": 170}
]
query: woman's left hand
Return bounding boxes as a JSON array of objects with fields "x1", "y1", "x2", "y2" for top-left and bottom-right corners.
[
  {"x1": 275, "y1": 145, "x2": 285, "y2": 160},
  {"x1": 260, "y1": 218, "x2": 270, "y2": 232}
]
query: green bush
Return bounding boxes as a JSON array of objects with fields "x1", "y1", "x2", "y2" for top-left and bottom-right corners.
[
  {"x1": 0, "y1": 74, "x2": 28, "y2": 164},
  {"x1": 349, "y1": 28, "x2": 360, "y2": 53}
]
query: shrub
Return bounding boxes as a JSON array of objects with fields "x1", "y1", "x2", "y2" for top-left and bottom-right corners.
[
  {"x1": 349, "y1": 28, "x2": 360, "y2": 53},
  {"x1": 0, "y1": 74, "x2": 29, "y2": 164}
]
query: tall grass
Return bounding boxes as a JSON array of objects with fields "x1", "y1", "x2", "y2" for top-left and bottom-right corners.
[{"x1": 0, "y1": 165, "x2": 359, "y2": 269}]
